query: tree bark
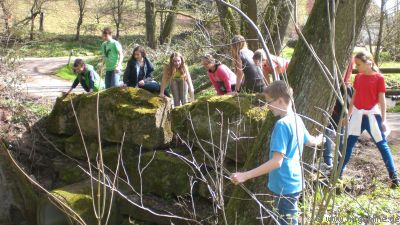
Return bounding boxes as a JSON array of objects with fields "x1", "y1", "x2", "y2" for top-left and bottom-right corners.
[
  {"x1": 215, "y1": 0, "x2": 238, "y2": 40},
  {"x1": 240, "y1": 0, "x2": 258, "y2": 50},
  {"x1": 38, "y1": 12, "x2": 44, "y2": 32},
  {"x1": 145, "y1": 0, "x2": 157, "y2": 49},
  {"x1": 263, "y1": 0, "x2": 295, "y2": 54},
  {"x1": 0, "y1": 0, "x2": 11, "y2": 34},
  {"x1": 225, "y1": 1, "x2": 371, "y2": 224},
  {"x1": 374, "y1": 0, "x2": 387, "y2": 64},
  {"x1": 75, "y1": 0, "x2": 86, "y2": 41},
  {"x1": 159, "y1": 0, "x2": 179, "y2": 45},
  {"x1": 111, "y1": 0, "x2": 125, "y2": 39}
]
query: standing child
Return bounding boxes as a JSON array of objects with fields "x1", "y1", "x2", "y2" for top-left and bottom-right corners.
[
  {"x1": 231, "y1": 35, "x2": 266, "y2": 93},
  {"x1": 160, "y1": 52, "x2": 194, "y2": 106},
  {"x1": 101, "y1": 27, "x2": 123, "y2": 88},
  {"x1": 341, "y1": 50, "x2": 399, "y2": 188},
  {"x1": 231, "y1": 81, "x2": 323, "y2": 225}
]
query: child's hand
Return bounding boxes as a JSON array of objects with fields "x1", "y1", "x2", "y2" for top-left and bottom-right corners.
[
  {"x1": 230, "y1": 172, "x2": 248, "y2": 185},
  {"x1": 316, "y1": 133, "x2": 325, "y2": 146},
  {"x1": 382, "y1": 120, "x2": 388, "y2": 132}
]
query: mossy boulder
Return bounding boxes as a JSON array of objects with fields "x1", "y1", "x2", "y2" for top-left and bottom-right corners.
[
  {"x1": 130, "y1": 151, "x2": 194, "y2": 197},
  {"x1": 64, "y1": 134, "x2": 99, "y2": 160},
  {"x1": 47, "y1": 87, "x2": 173, "y2": 149},
  {"x1": 172, "y1": 94, "x2": 268, "y2": 163},
  {"x1": 47, "y1": 94, "x2": 81, "y2": 135},
  {"x1": 52, "y1": 156, "x2": 87, "y2": 188},
  {"x1": 0, "y1": 144, "x2": 38, "y2": 225},
  {"x1": 37, "y1": 180, "x2": 118, "y2": 225},
  {"x1": 118, "y1": 194, "x2": 214, "y2": 225}
]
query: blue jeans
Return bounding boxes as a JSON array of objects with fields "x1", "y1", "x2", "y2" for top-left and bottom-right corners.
[
  {"x1": 274, "y1": 192, "x2": 300, "y2": 225},
  {"x1": 324, "y1": 128, "x2": 345, "y2": 166},
  {"x1": 340, "y1": 115, "x2": 396, "y2": 177},
  {"x1": 105, "y1": 70, "x2": 121, "y2": 88},
  {"x1": 140, "y1": 81, "x2": 170, "y2": 97}
]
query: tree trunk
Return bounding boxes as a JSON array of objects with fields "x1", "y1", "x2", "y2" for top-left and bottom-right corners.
[
  {"x1": 0, "y1": 0, "x2": 11, "y2": 34},
  {"x1": 145, "y1": 0, "x2": 157, "y2": 49},
  {"x1": 30, "y1": 13, "x2": 36, "y2": 40},
  {"x1": 225, "y1": 1, "x2": 371, "y2": 224},
  {"x1": 159, "y1": 0, "x2": 179, "y2": 45},
  {"x1": 263, "y1": 0, "x2": 295, "y2": 54},
  {"x1": 76, "y1": 12, "x2": 83, "y2": 40},
  {"x1": 239, "y1": 0, "x2": 258, "y2": 50},
  {"x1": 374, "y1": 0, "x2": 387, "y2": 64},
  {"x1": 38, "y1": 12, "x2": 44, "y2": 32},
  {"x1": 215, "y1": 0, "x2": 238, "y2": 40}
]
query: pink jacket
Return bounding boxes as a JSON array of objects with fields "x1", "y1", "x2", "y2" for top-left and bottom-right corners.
[{"x1": 208, "y1": 64, "x2": 237, "y2": 95}]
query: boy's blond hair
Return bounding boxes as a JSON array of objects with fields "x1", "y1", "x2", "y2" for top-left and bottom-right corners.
[
  {"x1": 263, "y1": 80, "x2": 293, "y2": 104},
  {"x1": 253, "y1": 49, "x2": 267, "y2": 62}
]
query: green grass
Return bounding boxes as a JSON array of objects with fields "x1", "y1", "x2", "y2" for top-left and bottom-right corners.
[
  {"x1": 55, "y1": 57, "x2": 102, "y2": 81},
  {"x1": 281, "y1": 47, "x2": 294, "y2": 59},
  {"x1": 328, "y1": 181, "x2": 400, "y2": 225}
]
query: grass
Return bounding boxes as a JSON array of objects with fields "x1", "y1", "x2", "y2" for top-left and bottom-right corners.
[
  {"x1": 327, "y1": 181, "x2": 400, "y2": 225},
  {"x1": 55, "y1": 57, "x2": 102, "y2": 81}
]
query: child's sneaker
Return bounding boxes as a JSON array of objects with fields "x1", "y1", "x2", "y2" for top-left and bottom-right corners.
[{"x1": 389, "y1": 172, "x2": 400, "y2": 189}]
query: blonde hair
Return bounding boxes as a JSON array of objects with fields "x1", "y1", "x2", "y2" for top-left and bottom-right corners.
[
  {"x1": 355, "y1": 50, "x2": 380, "y2": 72},
  {"x1": 263, "y1": 80, "x2": 293, "y2": 104},
  {"x1": 168, "y1": 52, "x2": 188, "y2": 79},
  {"x1": 231, "y1": 35, "x2": 247, "y2": 61}
]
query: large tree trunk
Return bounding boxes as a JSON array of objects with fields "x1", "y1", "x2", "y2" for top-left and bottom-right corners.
[
  {"x1": 374, "y1": 0, "x2": 387, "y2": 64},
  {"x1": 159, "y1": 0, "x2": 179, "y2": 45},
  {"x1": 225, "y1": 1, "x2": 371, "y2": 224},
  {"x1": 215, "y1": 0, "x2": 238, "y2": 40},
  {"x1": 240, "y1": 0, "x2": 258, "y2": 50},
  {"x1": 263, "y1": 0, "x2": 295, "y2": 54},
  {"x1": 145, "y1": 0, "x2": 157, "y2": 49}
]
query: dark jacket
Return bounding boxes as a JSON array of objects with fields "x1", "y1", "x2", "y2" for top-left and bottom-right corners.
[{"x1": 123, "y1": 57, "x2": 154, "y2": 87}]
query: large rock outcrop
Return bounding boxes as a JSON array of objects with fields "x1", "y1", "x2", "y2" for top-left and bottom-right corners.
[
  {"x1": 172, "y1": 94, "x2": 268, "y2": 163},
  {"x1": 33, "y1": 89, "x2": 270, "y2": 225},
  {"x1": 47, "y1": 87, "x2": 173, "y2": 150}
]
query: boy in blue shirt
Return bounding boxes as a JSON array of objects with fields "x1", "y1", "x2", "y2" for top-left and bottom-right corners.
[{"x1": 231, "y1": 80, "x2": 323, "y2": 225}]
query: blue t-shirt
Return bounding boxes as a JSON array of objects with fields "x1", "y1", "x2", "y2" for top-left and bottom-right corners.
[{"x1": 268, "y1": 113, "x2": 311, "y2": 195}]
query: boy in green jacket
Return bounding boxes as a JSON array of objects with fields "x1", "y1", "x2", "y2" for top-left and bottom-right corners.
[{"x1": 65, "y1": 59, "x2": 104, "y2": 95}]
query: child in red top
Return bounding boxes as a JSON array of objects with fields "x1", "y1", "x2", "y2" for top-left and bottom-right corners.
[
  {"x1": 202, "y1": 55, "x2": 236, "y2": 95},
  {"x1": 341, "y1": 50, "x2": 399, "y2": 188}
]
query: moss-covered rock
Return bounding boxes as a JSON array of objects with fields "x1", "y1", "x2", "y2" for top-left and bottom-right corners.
[
  {"x1": 172, "y1": 94, "x2": 268, "y2": 163},
  {"x1": 47, "y1": 87, "x2": 173, "y2": 150},
  {"x1": 37, "y1": 180, "x2": 118, "y2": 225},
  {"x1": 64, "y1": 134, "x2": 99, "y2": 160},
  {"x1": 52, "y1": 157, "x2": 87, "y2": 188},
  {"x1": 0, "y1": 144, "x2": 38, "y2": 225},
  {"x1": 130, "y1": 151, "x2": 194, "y2": 197},
  {"x1": 118, "y1": 194, "x2": 214, "y2": 225},
  {"x1": 47, "y1": 94, "x2": 80, "y2": 135}
]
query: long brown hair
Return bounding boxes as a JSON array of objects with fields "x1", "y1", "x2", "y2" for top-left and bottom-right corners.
[
  {"x1": 168, "y1": 52, "x2": 188, "y2": 80},
  {"x1": 231, "y1": 35, "x2": 247, "y2": 62},
  {"x1": 354, "y1": 50, "x2": 380, "y2": 72}
]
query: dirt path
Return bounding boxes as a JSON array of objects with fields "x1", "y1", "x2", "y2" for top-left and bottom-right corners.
[{"x1": 18, "y1": 57, "x2": 85, "y2": 100}]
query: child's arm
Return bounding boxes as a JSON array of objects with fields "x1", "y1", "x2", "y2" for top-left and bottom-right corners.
[
  {"x1": 230, "y1": 152, "x2": 284, "y2": 185},
  {"x1": 378, "y1": 92, "x2": 387, "y2": 131}
]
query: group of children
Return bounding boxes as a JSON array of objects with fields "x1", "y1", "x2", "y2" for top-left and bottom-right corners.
[{"x1": 65, "y1": 28, "x2": 399, "y2": 225}]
